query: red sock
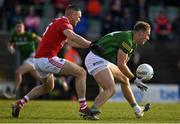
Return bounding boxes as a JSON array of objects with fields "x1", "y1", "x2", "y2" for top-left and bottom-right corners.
[
  {"x1": 79, "y1": 98, "x2": 88, "y2": 110},
  {"x1": 18, "y1": 95, "x2": 29, "y2": 108}
]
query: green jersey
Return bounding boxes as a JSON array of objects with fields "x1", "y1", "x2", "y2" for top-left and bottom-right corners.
[
  {"x1": 92, "y1": 31, "x2": 138, "y2": 63},
  {"x1": 9, "y1": 31, "x2": 37, "y2": 59}
]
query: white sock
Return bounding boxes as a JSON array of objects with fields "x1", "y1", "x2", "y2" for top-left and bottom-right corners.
[
  {"x1": 24, "y1": 95, "x2": 29, "y2": 101},
  {"x1": 133, "y1": 105, "x2": 141, "y2": 112}
]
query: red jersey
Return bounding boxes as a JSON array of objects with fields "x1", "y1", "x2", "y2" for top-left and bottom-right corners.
[{"x1": 35, "y1": 16, "x2": 73, "y2": 58}]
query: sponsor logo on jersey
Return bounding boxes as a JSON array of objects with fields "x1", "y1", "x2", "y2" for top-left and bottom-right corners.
[{"x1": 93, "y1": 61, "x2": 104, "y2": 66}]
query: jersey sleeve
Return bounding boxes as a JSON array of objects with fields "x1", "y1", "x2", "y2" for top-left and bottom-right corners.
[
  {"x1": 27, "y1": 32, "x2": 37, "y2": 41},
  {"x1": 120, "y1": 41, "x2": 132, "y2": 54},
  {"x1": 59, "y1": 21, "x2": 73, "y2": 32},
  {"x1": 31, "y1": 32, "x2": 37, "y2": 38}
]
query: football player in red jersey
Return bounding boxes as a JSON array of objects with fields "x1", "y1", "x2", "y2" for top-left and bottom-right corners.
[{"x1": 12, "y1": 5, "x2": 100, "y2": 120}]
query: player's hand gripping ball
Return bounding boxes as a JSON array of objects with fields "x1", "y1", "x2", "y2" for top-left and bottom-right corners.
[{"x1": 136, "y1": 64, "x2": 154, "y2": 81}]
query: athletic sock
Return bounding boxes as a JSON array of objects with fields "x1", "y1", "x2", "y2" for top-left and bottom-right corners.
[
  {"x1": 18, "y1": 95, "x2": 29, "y2": 108},
  {"x1": 79, "y1": 98, "x2": 88, "y2": 110},
  {"x1": 91, "y1": 105, "x2": 97, "y2": 109},
  {"x1": 133, "y1": 104, "x2": 142, "y2": 112},
  {"x1": 131, "y1": 102, "x2": 137, "y2": 107}
]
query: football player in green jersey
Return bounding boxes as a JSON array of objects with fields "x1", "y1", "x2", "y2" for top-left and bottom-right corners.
[
  {"x1": 85, "y1": 21, "x2": 151, "y2": 119},
  {"x1": 7, "y1": 20, "x2": 41, "y2": 98}
]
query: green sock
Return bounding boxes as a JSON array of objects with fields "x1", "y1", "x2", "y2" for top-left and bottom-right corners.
[
  {"x1": 131, "y1": 103, "x2": 137, "y2": 108},
  {"x1": 91, "y1": 105, "x2": 97, "y2": 109}
]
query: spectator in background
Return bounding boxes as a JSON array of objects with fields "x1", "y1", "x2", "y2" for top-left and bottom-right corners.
[
  {"x1": 154, "y1": 10, "x2": 172, "y2": 42},
  {"x1": 52, "y1": 0, "x2": 69, "y2": 17},
  {"x1": 8, "y1": 4, "x2": 24, "y2": 30},
  {"x1": 133, "y1": 0, "x2": 148, "y2": 22},
  {"x1": 172, "y1": 13, "x2": 180, "y2": 42},
  {"x1": 109, "y1": 0, "x2": 122, "y2": 31},
  {"x1": 178, "y1": 59, "x2": 180, "y2": 69},
  {"x1": 101, "y1": 0, "x2": 123, "y2": 35},
  {"x1": 101, "y1": 12, "x2": 113, "y2": 35},
  {"x1": 0, "y1": 0, "x2": 4, "y2": 30},
  {"x1": 24, "y1": 6, "x2": 41, "y2": 34},
  {"x1": 86, "y1": 0, "x2": 102, "y2": 18},
  {"x1": 120, "y1": 8, "x2": 135, "y2": 30},
  {"x1": 26, "y1": 0, "x2": 46, "y2": 17}
]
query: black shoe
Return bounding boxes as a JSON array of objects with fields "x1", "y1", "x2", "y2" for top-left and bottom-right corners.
[
  {"x1": 79, "y1": 107, "x2": 101, "y2": 120},
  {"x1": 79, "y1": 107, "x2": 100, "y2": 116},
  {"x1": 82, "y1": 114, "x2": 100, "y2": 120},
  {"x1": 11, "y1": 101, "x2": 22, "y2": 118},
  {"x1": 143, "y1": 103, "x2": 151, "y2": 112}
]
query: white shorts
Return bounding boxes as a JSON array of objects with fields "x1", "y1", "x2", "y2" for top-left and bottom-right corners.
[
  {"x1": 23, "y1": 52, "x2": 36, "y2": 69},
  {"x1": 85, "y1": 51, "x2": 109, "y2": 76},
  {"x1": 34, "y1": 56, "x2": 66, "y2": 78},
  {"x1": 23, "y1": 57, "x2": 36, "y2": 69}
]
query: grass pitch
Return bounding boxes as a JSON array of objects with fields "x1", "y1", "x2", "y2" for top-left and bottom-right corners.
[{"x1": 0, "y1": 100, "x2": 180, "y2": 123}]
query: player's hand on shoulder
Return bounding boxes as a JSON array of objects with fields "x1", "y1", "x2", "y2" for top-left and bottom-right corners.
[{"x1": 89, "y1": 42, "x2": 105, "y2": 54}]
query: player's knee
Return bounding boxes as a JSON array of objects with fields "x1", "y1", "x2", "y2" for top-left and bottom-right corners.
[
  {"x1": 106, "y1": 85, "x2": 116, "y2": 97},
  {"x1": 44, "y1": 83, "x2": 54, "y2": 92},
  {"x1": 77, "y1": 67, "x2": 87, "y2": 78},
  {"x1": 43, "y1": 78, "x2": 54, "y2": 92}
]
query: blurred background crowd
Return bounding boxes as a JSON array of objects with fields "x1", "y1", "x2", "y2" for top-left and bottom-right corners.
[{"x1": 0, "y1": 0, "x2": 180, "y2": 100}]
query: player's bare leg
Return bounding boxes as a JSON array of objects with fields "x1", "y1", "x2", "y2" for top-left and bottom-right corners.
[
  {"x1": 60, "y1": 61, "x2": 86, "y2": 99},
  {"x1": 60, "y1": 61, "x2": 100, "y2": 119},
  {"x1": 14, "y1": 63, "x2": 41, "y2": 99},
  {"x1": 26, "y1": 74, "x2": 54, "y2": 99},
  {"x1": 12, "y1": 74, "x2": 54, "y2": 118},
  {"x1": 108, "y1": 63, "x2": 137, "y2": 105},
  {"x1": 109, "y1": 63, "x2": 151, "y2": 118},
  {"x1": 93, "y1": 68, "x2": 116, "y2": 108},
  {"x1": 92, "y1": 63, "x2": 150, "y2": 118},
  {"x1": 12, "y1": 61, "x2": 99, "y2": 119},
  {"x1": 15, "y1": 64, "x2": 36, "y2": 92},
  {"x1": 29, "y1": 70, "x2": 42, "y2": 82}
]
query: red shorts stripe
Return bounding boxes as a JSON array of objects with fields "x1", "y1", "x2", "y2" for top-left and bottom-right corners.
[{"x1": 48, "y1": 58, "x2": 64, "y2": 68}]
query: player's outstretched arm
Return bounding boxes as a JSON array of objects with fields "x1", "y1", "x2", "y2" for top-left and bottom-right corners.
[
  {"x1": 64, "y1": 29, "x2": 104, "y2": 54},
  {"x1": 63, "y1": 29, "x2": 91, "y2": 48}
]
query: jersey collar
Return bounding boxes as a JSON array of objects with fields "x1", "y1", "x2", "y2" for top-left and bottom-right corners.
[{"x1": 62, "y1": 16, "x2": 70, "y2": 23}]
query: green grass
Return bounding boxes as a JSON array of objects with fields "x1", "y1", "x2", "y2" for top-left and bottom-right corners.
[{"x1": 0, "y1": 100, "x2": 180, "y2": 123}]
